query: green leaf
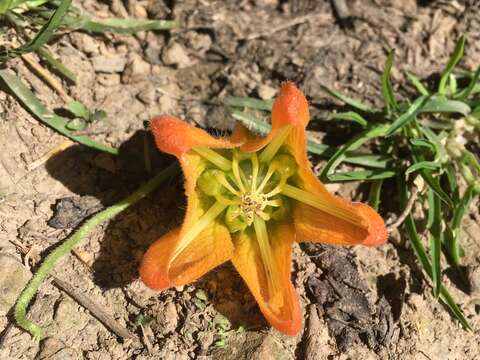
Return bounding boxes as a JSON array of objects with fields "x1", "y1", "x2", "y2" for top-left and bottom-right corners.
[
  {"x1": 0, "y1": 69, "x2": 118, "y2": 155},
  {"x1": 223, "y1": 97, "x2": 273, "y2": 111},
  {"x1": 381, "y1": 50, "x2": 398, "y2": 114},
  {"x1": 406, "y1": 72, "x2": 429, "y2": 95},
  {"x1": 36, "y1": 46, "x2": 77, "y2": 83},
  {"x1": 321, "y1": 85, "x2": 375, "y2": 113},
  {"x1": 327, "y1": 169, "x2": 396, "y2": 182},
  {"x1": 61, "y1": 14, "x2": 177, "y2": 34},
  {"x1": 66, "y1": 100, "x2": 90, "y2": 120},
  {"x1": 320, "y1": 125, "x2": 390, "y2": 181},
  {"x1": 405, "y1": 161, "x2": 442, "y2": 175},
  {"x1": 455, "y1": 65, "x2": 480, "y2": 100},
  {"x1": 385, "y1": 95, "x2": 430, "y2": 136},
  {"x1": 368, "y1": 180, "x2": 383, "y2": 210},
  {"x1": 438, "y1": 35, "x2": 465, "y2": 96},
  {"x1": 2, "y1": 0, "x2": 72, "y2": 59},
  {"x1": 329, "y1": 111, "x2": 368, "y2": 128},
  {"x1": 428, "y1": 189, "x2": 442, "y2": 298},
  {"x1": 398, "y1": 177, "x2": 471, "y2": 330},
  {"x1": 420, "y1": 97, "x2": 470, "y2": 115}
]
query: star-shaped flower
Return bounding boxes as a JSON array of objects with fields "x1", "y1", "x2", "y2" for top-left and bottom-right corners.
[{"x1": 140, "y1": 82, "x2": 388, "y2": 335}]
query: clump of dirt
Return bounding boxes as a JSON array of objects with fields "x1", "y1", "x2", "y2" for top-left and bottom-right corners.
[{"x1": 1, "y1": 0, "x2": 480, "y2": 359}]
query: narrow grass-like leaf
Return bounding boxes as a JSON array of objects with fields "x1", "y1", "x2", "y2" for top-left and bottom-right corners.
[
  {"x1": 4, "y1": 0, "x2": 71, "y2": 59},
  {"x1": 321, "y1": 85, "x2": 375, "y2": 113},
  {"x1": 406, "y1": 72, "x2": 429, "y2": 95},
  {"x1": 420, "y1": 97, "x2": 471, "y2": 115},
  {"x1": 429, "y1": 189, "x2": 442, "y2": 298},
  {"x1": 385, "y1": 96, "x2": 429, "y2": 136},
  {"x1": 60, "y1": 14, "x2": 177, "y2": 34},
  {"x1": 329, "y1": 111, "x2": 368, "y2": 127},
  {"x1": 438, "y1": 35, "x2": 465, "y2": 96},
  {"x1": 422, "y1": 170, "x2": 453, "y2": 208},
  {"x1": 0, "y1": 70, "x2": 118, "y2": 155},
  {"x1": 410, "y1": 138, "x2": 435, "y2": 152},
  {"x1": 406, "y1": 161, "x2": 442, "y2": 175},
  {"x1": 223, "y1": 97, "x2": 273, "y2": 111},
  {"x1": 398, "y1": 177, "x2": 471, "y2": 330},
  {"x1": 327, "y1": 169, "x2": 396, "y2": 182},
  {"x1": 456, "y1": 66, "x2": 480, "y2": 99},
  {"x1": 320, "y1": 125, "x2": 390, "y2": 180},
  {"x1": 381, "y1": 49, "x2": 398, "y2": 113},
  {"x1": 368, "y1": 180, "x2": 383, "y2": 210},
  {"x1": 37, "y1": 46, "x2": 76, "y2": 83}
]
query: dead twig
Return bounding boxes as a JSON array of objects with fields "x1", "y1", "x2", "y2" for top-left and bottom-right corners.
[
  {"x1": 21, "y1": 53, "x2": 72, "y2": 103},
  {"x1": 387, "y1": 186, "x2": 419, "y2": 231},
  {"x1": 51, "y1": 276, "x2": 140, "y2": 342}
]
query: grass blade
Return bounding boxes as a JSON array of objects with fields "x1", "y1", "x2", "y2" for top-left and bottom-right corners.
[
  {"x1": 5, "y1": 0, "x2": 71, "y2": 59},
  {"x1": 385, "y1": 95, "x2": 430, "y2": 136},
  {"x1": 406, "y1": 161, "x2": 442, "y2": 175},
  {"x1": 329, "y1": 111, "x2": 368, "y2": 127},
  {"x1": 223, "y1": 97, "x2": 273, "y2": 111},
  {"x1": 455, "y1": 66, "x2": 480, "y2": 100},
  {"x1": 37, "y1": 46, "x2": 76, "y2": 83},
  {"x1": 0, "y1": 69, "x2": 118, "y2": 155},
  {"x1": 398, "y1": 177, "x2": 471, "y2": 330},
  {"x1": 428, "y1": 189, "x2": 442, "y2": 298},
  {"x1": 368, "y1": 180, "x2": 383, "y2": 210},
  {"x1": 438, "y1": 35, "x2": 465, "y2": 96},
  {"x1": 420, "y1": 97, "x2": 471, "y2": 115},
  {"x1": 321, "y1": 85, "x2": 375, "y2": 113},
  {"x1": 320, "y1": 125, "x2": 390, "y2": 181},
  {"x1": 381, "y1": 49, "x2": 398, "y2": 114},
  {"x1": 406, "y1": 72, "x2": 429, "y2": 95},
  {"x1": 327, "y1": 169, "x2": 396, "y2": 182},
  {"x1": 61, "y1": 14, "x2": 177, "y2": 34}
]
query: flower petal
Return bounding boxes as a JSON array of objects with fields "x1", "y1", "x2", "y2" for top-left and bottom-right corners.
[
  {"x1": 150, "y1": 116, "x2": 246, "y2": 157},
  {"x1": 140, "y1": 222, "x2": 233, "y2": 290},
  {"x1": 286, "y1": 129, "x2": 388, "y2": 246},
  {"x1": 140, "y1": 151, "x2": 234, "y2": 290},
  {"x1": 230, "y1": 221, "x2": 302, "y2": 335}
]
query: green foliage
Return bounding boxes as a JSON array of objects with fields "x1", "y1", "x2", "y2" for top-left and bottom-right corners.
[{"x1": 224, "y1": 35, "x2": 480, "y2": 329}]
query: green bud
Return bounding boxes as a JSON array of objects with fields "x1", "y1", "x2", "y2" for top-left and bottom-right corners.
[
  {"x1": 197, "y1": 169, "x2": 223, "y2": 196},
  {"x1": 225, "y1": 205, "x2": 247, "y2": 232},
  {"x1": 272, "y1": 154, "x2": 297, "y2": 178}
]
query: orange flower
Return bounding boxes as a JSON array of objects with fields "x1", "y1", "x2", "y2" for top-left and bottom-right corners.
[{"x1": 140, "y1": 82, "x2": 388, "y2": 335}]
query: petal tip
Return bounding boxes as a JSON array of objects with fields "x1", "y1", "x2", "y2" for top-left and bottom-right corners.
[
  {"x1": 272, "y1": 81, "x2": 309, "y2": 128},
  {"x1": 353, "y1": 203, "x2": 389, "y2": 247},
  {"x1": 150, "y1": 116, "x2": 192, "y2": 156}
]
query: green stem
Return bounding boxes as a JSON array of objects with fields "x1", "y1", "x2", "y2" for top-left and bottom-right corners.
[{"x1": 14, "y1": 163, "x2": 179, "y2": 340}]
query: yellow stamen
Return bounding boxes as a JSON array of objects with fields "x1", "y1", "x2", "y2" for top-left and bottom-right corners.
[
  {"x1": 232, "y1": 153, "x2": 246, "y2": 192},
  {"x1": 194, "y1": 147, "x2": 232, "y2": 171},
  {"x1": 217, "y1": 173, "x2": 241, "y2": 196},
  {"x1": 281, "y1": 184, "x2": 365, "y2": 227},
  {"x1": 253, "y1": 217, "x2": 280, "y2": 304},
  {"x1": 171, "y1": 202, "x2": 227, "y2": 263},
  {"x1": 256, "y1": 164, "x2": 276, "y2": 194},
  {"x1": 250, "y1": 152, "x2": 260, "y2": 192},
  {"x1": 259, "y1": 126, "x2": 292, "y2": 163}
]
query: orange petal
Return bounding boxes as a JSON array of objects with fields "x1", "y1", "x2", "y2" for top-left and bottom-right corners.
[
  {"x1": 150, "y1": 116, "x2": 246, "y2": 157},
  {"x1": 140, "y1": 222, "x2": 233, "y2": 290},
  {"x1": 240, "y1": 81, "x2": 309, "y2": 153},
  {"x1": 271, "y1": 81, "x2": 310, "y2": 129},
  {"x1": 231, "y1": 221, "x2": 302, "y2": 335},
  {"x1": 140, "y1": 147, "x2": 235, "y2": 290},
  {"x1": 285, "y1": 130, "x2": 388, "y2": 246}
]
